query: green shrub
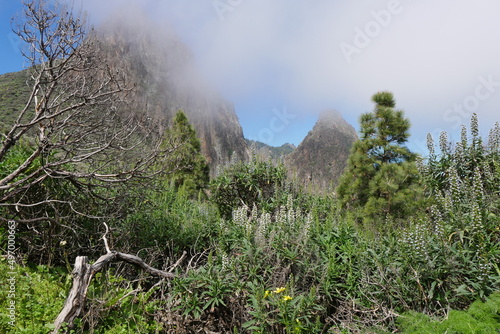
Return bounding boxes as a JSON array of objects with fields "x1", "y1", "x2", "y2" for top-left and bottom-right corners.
[
  {"x1": 0, "y1": 254, "x2": 164, "y2": 333},
  {"x1": 0, "y1": 257, "x2": 67, "y2": 333},
  {"x1": 397, "y1": 292, "x2": 500, "y2": 333},
  {"x1": 117, "y1": 183, "x2": 220, "y2": 256},
  {"x1": 210, "y1": 157, "x2": 288, "y2": 218},
  {"x1": 164, "y1": 196, "x2": 361, "y2": 333},
  {"x1": 75, "y1": 270, "x2": 163, "y2": 333}
]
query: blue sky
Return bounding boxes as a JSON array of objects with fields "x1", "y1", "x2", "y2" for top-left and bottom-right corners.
[
  {"x1": 0, "y1": 2, "x2": 26, "y2": 73},
  {"x1": 2, "y1": 1, "x2": 500, "y2": 154}
]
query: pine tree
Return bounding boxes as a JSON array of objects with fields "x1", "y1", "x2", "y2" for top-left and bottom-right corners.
[
  {"x1": 336, "y1": 91, "x2": 422, "y2": 229},
  {"x1": 163, "y1": 110, "x2": 209, "y2": 194}
]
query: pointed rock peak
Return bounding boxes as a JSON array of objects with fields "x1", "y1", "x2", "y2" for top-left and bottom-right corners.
[
  {"x1": 286, "y1": 110, "x2": 357, "y2": 193},
  {"x1": 314, "y1": 110, "x2": 357, "y2": 135}
]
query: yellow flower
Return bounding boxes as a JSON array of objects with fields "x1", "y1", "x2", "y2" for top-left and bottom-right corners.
[
  {"x1": 274, "y1": 287, "x2": 286, "y2": 294},
  {"x1": 263, "y1": 290, "x2": 271, "y2": 298},
  {"x1": 282, "y1": 295, "x2": 292, "y2": 301}
]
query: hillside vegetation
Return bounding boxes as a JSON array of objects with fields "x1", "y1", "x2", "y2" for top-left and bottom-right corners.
[
  {"x1": 0, "y1": 1, "x2": 499, "y2": 333},
  {"x1": 0, "y1": 70, "x2": 31, "y2": 132},
  {"x1": 1, "y1": 97, "x2": 499, "y2": 333}
]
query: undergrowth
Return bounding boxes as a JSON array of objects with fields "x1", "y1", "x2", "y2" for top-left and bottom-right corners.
[
  {"x1": 0, "y1": 118, "x2": 499, "y2": 333},
  {"x1": 396, "y1": 292, "x2": 500, "y2": 333}
]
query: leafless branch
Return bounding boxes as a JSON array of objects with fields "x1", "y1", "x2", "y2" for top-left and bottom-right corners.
[
  {"x1": 52, "y1": 249, "x2": 179, "y2": 333},
  {"x1": 1, "y1": 0, "x2": 184, "y2": 226},
  {"x1": 102, "y1": 222, "x2": 111, "y2": 254}
]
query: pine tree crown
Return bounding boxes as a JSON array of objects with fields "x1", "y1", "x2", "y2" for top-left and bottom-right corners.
[{"x1": 372, "y1": 91, "x2": 396, "y2": 108}]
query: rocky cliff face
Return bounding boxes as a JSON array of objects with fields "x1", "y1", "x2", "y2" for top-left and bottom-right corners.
[
  {"x1": 1, "y1": 14, "x2": 359, "y2": 185},
  {"x1": 96, "y1": 15, "x2": 250, "y2": 176},
  {"x1": 286, "y1": 110, "x2": 357, "y2": 193}
]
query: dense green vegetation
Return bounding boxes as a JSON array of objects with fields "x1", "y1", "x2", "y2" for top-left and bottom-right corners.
[
  {"x1": 337, "y1": 91, "x2": 424, "y2": 230},
  {"x1": 1, "y1": 95, "x2": 499, "y2": 332},
  {"x1": 0, "y1": 0, "x2": 500, "y2": 334},
  {"x1": 162, "y1": 110, "x2": 210, "y2": 195},
  {"x1": 0, "y1": 4, "x2": 498, "y2": 330},
  {"x1": 397, "y1": 293, "x2": 500, "y2": 334},
  {"x1": 209, "y1": 157, "x2": 290, "y2": 218},
  {"x1": 0, "y1": 70, "x2": 32, "y2": 132}
]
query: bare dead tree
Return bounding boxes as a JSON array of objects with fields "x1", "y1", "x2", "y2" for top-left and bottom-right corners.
[
  {"x1": 0, "y1": 0, "x2": 193, "y2": 265},
  {"x1": 51, "y1": 223, "x2": 186, "y2": 333},
  {"x1": 0, "y1": 0, "x2": 184, "y2": 222},
  {"x1": 0, "y1": 2, "x2": 199, "y2": 330}
]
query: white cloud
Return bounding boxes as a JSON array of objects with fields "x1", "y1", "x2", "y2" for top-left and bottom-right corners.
[{"x1": 72, "y1": 0, "x2": 500, "y2": 150}]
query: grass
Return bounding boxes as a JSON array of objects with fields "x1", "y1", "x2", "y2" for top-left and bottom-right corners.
[
  {"x1": 0, "y1": 69, "x2": 32, "y2": 132},
  {"x1": 396, "y1": 292, "x2": 500, "y2": 333}
]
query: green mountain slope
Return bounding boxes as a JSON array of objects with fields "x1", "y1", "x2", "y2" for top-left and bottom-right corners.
[{"x1": 0, "y1": 70, "x2": 31, "y2": 131}]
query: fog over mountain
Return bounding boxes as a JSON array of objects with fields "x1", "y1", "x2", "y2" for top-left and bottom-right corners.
[
  {"x1": 93, "y1": 8, "x2": 251, "y2": 176},
  {"x1": 70, "y1": 0, "x2": 500, "y2": 152}
]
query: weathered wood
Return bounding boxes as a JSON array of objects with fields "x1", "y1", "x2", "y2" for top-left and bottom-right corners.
[
  {"x1": 52, "y1": 251, "x2": 177, "y2": 333},
  {"x1": 115, "y1": 252, "x2": 176, "y2": 279},
  {"x1": 52, "y1": 256, "x2": 93, "y2": 333}
]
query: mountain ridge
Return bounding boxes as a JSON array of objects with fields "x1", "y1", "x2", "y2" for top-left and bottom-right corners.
[
  {"x1": 246, "y1": 139, "x2": 296, "y2": 161},
  {"x1": 95, "y1": 14, "x2": 251, "y2": 175},
  {"x1": 286, "y1": 109, "x2": 358, "y2": 193},
  {"x1": 0, "y1": 15, "x2": 357, "y2": 187}
]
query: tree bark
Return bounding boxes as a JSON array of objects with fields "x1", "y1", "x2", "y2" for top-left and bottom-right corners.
[{"x1": 52, "y1": 252, "x2": 176, "y2": 333}]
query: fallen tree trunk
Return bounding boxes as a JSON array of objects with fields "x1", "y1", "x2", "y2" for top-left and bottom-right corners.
[{"x1": 52, "y1": 251, "x2": 178, "y2": 333}]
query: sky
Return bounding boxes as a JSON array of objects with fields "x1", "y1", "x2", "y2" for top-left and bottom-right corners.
[{"x1": 1, "y1": 0, "x2": 500, "y2": 155}]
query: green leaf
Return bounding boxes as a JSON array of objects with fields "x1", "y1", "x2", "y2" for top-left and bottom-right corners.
[{"x1": 242, "y1": 319, "x2": 259, "y2": 329}]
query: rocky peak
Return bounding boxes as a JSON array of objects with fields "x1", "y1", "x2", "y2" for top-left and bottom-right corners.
[
  {"x1": 95, "y1": 14, "x2": 250, "y2": 176},
  {"x1": 286, "y1": 110, "x2": 357, "y2": 193}
]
